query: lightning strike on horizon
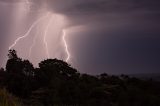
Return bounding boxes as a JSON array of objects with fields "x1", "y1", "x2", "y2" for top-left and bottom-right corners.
[
  {"x1": 9, "y1": 13, "x2": 49, "y2": 50},
  {"x1": 43, "y1": 15, "x2": 54, "y2": 58},
  {"x1": 62, "y1": 30, "x2": 70, "y2": 62}
]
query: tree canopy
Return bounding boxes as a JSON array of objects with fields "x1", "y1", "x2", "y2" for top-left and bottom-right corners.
[{"x1": 0, "y1": 50, "x2": 160, "y2": 106}]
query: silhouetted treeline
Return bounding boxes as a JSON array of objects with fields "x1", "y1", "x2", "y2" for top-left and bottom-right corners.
[{"x1": 0, "y1": 50, "x2": 160, "y2": 106}]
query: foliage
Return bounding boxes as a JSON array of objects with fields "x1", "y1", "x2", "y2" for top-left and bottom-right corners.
[
  {"x1": 0, "y1": 88, "x2": 21, "y2": 106},
  {"x1": 0, "y1": 50, "x2": 160, "y2": 106}
]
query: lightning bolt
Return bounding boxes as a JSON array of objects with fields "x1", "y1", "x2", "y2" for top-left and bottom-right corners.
[
  {"x1": 62, "y1": 30, "x2": 70, "y2": 62},
  {"x1": 9, "y1": 0, "x2": 72, "y2": 63},
  {"x1": 9, "y1": 13, "x2": 49, "y2": 50},
  {"x1": 29, "y1": 28, "x2": 39, "y2": 58},
  {"x1": 25, "y1": 0, "x2": 30, "y2": 11},
  {"x1": 43, "y1": 15, "x2": 54, "y2": 58}
]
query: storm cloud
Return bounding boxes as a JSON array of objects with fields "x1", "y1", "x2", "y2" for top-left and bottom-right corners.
[{"x1": 0, "y1": 0, "x2": 160, "y2": 74}]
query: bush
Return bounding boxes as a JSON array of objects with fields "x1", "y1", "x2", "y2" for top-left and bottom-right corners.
[{"x1": 0, "y1": 88, "x2": 21, "y2": 106}]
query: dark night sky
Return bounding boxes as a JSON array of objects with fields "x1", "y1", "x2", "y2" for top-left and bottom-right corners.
[{"x1": 0, "y1": 0, "x2": 160, "y2": 74}]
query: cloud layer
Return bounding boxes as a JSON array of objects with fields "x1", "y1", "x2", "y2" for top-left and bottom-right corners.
[{"x1": 0, "y1": 0, "x2": 160, "y2": 74}]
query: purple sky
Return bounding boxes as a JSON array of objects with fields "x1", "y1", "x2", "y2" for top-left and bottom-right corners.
[{"x1": 0, "y1": 0, "x2": 160, "y2": 74}]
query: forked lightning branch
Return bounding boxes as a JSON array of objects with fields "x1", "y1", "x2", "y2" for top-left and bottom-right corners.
[{"x1": 9, "y1": 0, "x2": 70, "y2": 62}]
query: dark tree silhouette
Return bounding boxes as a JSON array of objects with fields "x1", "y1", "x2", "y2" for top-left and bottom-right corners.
[
  {"x1": 5, "y1": 50, "x2": 34, "y2": 98},
  {"x1": 0, "y1": 68, "x2": 6, "y2": 87},
  {"x1": 0, "y1": 50, "x2": 160, "y2": 106}
]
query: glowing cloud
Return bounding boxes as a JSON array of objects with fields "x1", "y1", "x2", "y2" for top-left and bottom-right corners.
[{"x1": 8, "y1": 0, "x2": 72, "y2": 63}]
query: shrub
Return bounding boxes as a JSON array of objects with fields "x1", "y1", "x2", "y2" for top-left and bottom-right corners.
[{"x1": 0, "y1": 88, "x2": 21, "y2": 106}]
